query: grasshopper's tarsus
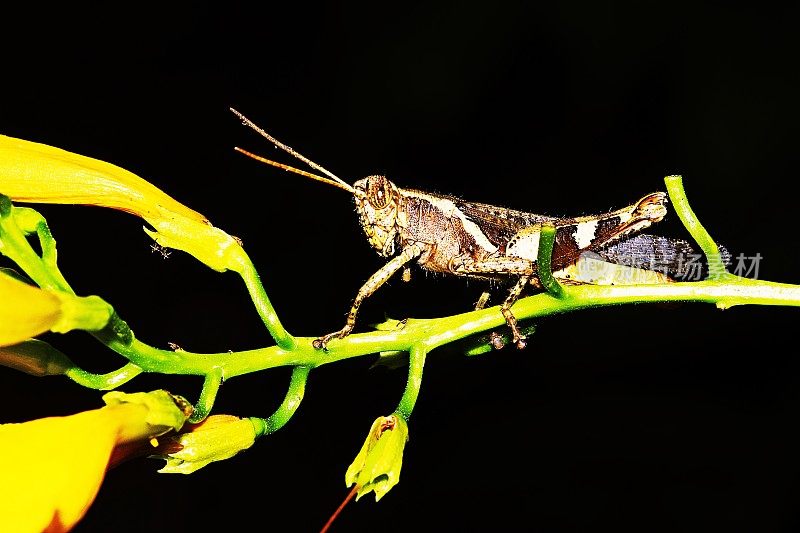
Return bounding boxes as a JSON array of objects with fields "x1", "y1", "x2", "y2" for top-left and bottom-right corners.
[
  {"x1": 489, "y1": 331, "x2": 506, "y2": 350},
  {"x1": 313, "y1": 325, "x2": 353, "y2": 350},
  {"x1": 311, "y1": 338, "x2": 327, "y2": 350}
]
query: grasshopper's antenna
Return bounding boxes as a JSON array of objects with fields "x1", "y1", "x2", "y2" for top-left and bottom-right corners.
[
  {"x1": 230, "y1": 108, "x2": 355, "y2": 193},
  {"x1": 234, "y1": 147, "x2": 354, "y2": 193}
]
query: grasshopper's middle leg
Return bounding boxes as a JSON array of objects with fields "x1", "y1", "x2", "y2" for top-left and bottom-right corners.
[
  {"x1": 474, "y1": 290, "x2": 491, "y2": 310},
  {"x1": 313, "y1": 243, "x2": 423, "y2": 350},
  {"x1": 451, "y1": 255, "x2": 537, "y2": 350}
]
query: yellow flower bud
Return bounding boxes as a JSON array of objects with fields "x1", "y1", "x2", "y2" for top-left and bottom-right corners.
[
  {"x1": 157, "y1": 414, "x2": 257, "y2": 474},
  {"x1": 345, "y1": 414, "x2": 409, "y2": 502}
]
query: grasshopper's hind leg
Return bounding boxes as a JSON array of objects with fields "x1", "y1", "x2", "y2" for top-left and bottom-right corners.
[
  {"x1": 474, "y1": 281, "x2": 531, "y2": 350},
  {"x1": 500, "y1": 275, "x2": 531, "y2": 349},
  {"x1": 474, "y1": 288, "x2": 507, "y2": 350}
]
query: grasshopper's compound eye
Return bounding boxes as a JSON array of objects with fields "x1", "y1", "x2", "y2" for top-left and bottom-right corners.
[{"x1": 366, "y1": 175, "x2": 392, "y2": 209}]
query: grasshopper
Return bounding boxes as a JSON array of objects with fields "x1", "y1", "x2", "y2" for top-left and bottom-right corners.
[{"x1": 232, "y1": 109, "x2": 676, "y2": 350}]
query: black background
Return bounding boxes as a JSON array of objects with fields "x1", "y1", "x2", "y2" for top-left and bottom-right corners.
[{"x1": 2, "y1": 3, "x2": 800, "y2": 532}]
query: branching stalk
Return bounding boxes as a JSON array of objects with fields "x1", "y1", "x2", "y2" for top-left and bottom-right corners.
[{"x1": 3, "y1": 175, "x2": 800, "y2": 436}]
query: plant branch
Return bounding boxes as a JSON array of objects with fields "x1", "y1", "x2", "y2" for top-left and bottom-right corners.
[
  {"x1": 5, "y1": 175, "x2": 800, "y2": 436},
  {"x1": 664, "y1": 175, "x2": 728, "y2": 279},
  {"x1": 257, "y1": 365, "x2": 311, "y2": 436},
  {"x1": 395, "y1": 344, "x2": 427, "y2": 420},
  {"x1": 536, "y1": 224, "x2": 566, "y2": 298}
]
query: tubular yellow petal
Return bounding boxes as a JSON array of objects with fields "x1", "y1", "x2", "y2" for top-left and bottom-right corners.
[
  {"x1": 0, "y1": 135, "x2": 249, "y2": 273},
  {"x1": 0, "y1": 408, "x2": 122, "y2": 532},
  {"x1": 0, "y1": 271, "x2": 61, "y2": 347},
  {"x1": 0, "y1": 391, "x2": 189, "y2": 532},
  {"x1": 0, "y1": 134, "x2": 206, "y2": 223}
]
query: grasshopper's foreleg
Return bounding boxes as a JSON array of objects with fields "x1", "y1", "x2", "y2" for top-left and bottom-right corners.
[
  {"x1": 313, "y1": 243, "x2": 423, "y2": 350},
  {"x1": 450, "y1": 256, "x2": 537, "y2": 350}
]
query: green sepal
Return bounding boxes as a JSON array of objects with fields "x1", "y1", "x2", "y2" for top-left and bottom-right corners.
[
  {"x1": 143, "y1": 217, "x2": 248, "y2": 273},
  {"x1": 102, "y1": 389, "x2": 192, "y2": 434},
  {"x1": 156, "y1": 415, "x2": 258, "y2": 474},
  {"x1": 51, "y1": 294, "x2": 114, "y2": 333}
]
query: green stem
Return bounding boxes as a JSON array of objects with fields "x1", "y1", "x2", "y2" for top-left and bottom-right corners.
[
  {"x1": 537, "y1": 224, "x2": 566, "y2": 298},
  {"x1": 237, "y1": 259, "x2": 296, "y2": 351},
  {"x1": 13, "y1": 208, "x2": 72, "y2": 292},
  {"x1": 395, "y1": 344, "x2": 427, "y2": 421},
  {"x1": 65, "y1": 362, "x2": 143, "y2": 389},
  {"x1": 255, "y1": 365, "x2": 311, "y2": 436},
  {"x1": 83, "y1": 274, "x2": 798, "y2": 379},
  {"x1": 0, "y1": 203, "x2": 64, "y2": 291},
  {"x1": 189, "y1": 367, "x2": 224, "y2": 423},
  {"x1": 664, "y1": 176, "x2": 727, "y2": 279}
]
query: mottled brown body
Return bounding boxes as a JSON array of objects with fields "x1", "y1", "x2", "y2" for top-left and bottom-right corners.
[
  {"x1": 312, "y1": 175, "x2": 669, "y2": 349},
  {"x1": 230, "y1": 109, "x2": 672, "y2": 350}
]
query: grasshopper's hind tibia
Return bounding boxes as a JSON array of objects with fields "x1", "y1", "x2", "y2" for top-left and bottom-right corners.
[{"x1": 313, "y1": 243, "x2": 423, "y2": 350}]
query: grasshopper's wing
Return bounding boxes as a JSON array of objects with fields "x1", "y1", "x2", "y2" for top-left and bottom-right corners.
[
  {"x1": 452, "y1": 197, "x2": 561, "y2": 249},
  {"x1": 596, "y1": 234, "x2": 732, "y2": 281}
]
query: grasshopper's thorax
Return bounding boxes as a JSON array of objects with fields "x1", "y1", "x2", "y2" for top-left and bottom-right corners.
[{"x1": 354, "y1": 175, "x2": 406, "y2": 257}]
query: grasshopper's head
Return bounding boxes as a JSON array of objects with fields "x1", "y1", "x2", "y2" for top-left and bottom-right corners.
[{"x1": 354, "y1": 175, "x2": 403, "y2": 257}]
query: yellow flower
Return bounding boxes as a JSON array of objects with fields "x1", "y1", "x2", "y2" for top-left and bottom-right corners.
[
  {"x1": 156, "y1": 414, "x2": 257, "y2": 474},
  {"x1": 0, "y1": 135, "x2": 247, "y2": 273},
  {"x1": 345, "y1": 414, "x2": 409, "y2": 501},
  {"x1": 0, "y1": 390, "x2": 190, "y2": 533},
  {"x1": 0, "y1": 270, "x2": 113, "y2": 347},
  {"x1": 0, "y1": 134, "x2": 203, "y2": 222}
]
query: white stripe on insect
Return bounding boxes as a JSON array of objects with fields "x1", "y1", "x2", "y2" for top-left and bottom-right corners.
[
  {"x1": 575, "y1": 220, "x2": 599, "y2": 249},
  {"x1": 506, "y1": 228, "x2": 541, "y2": 261},
  {"x1": 413, "y1": 192, "x2": 499, "y2": 254}
]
